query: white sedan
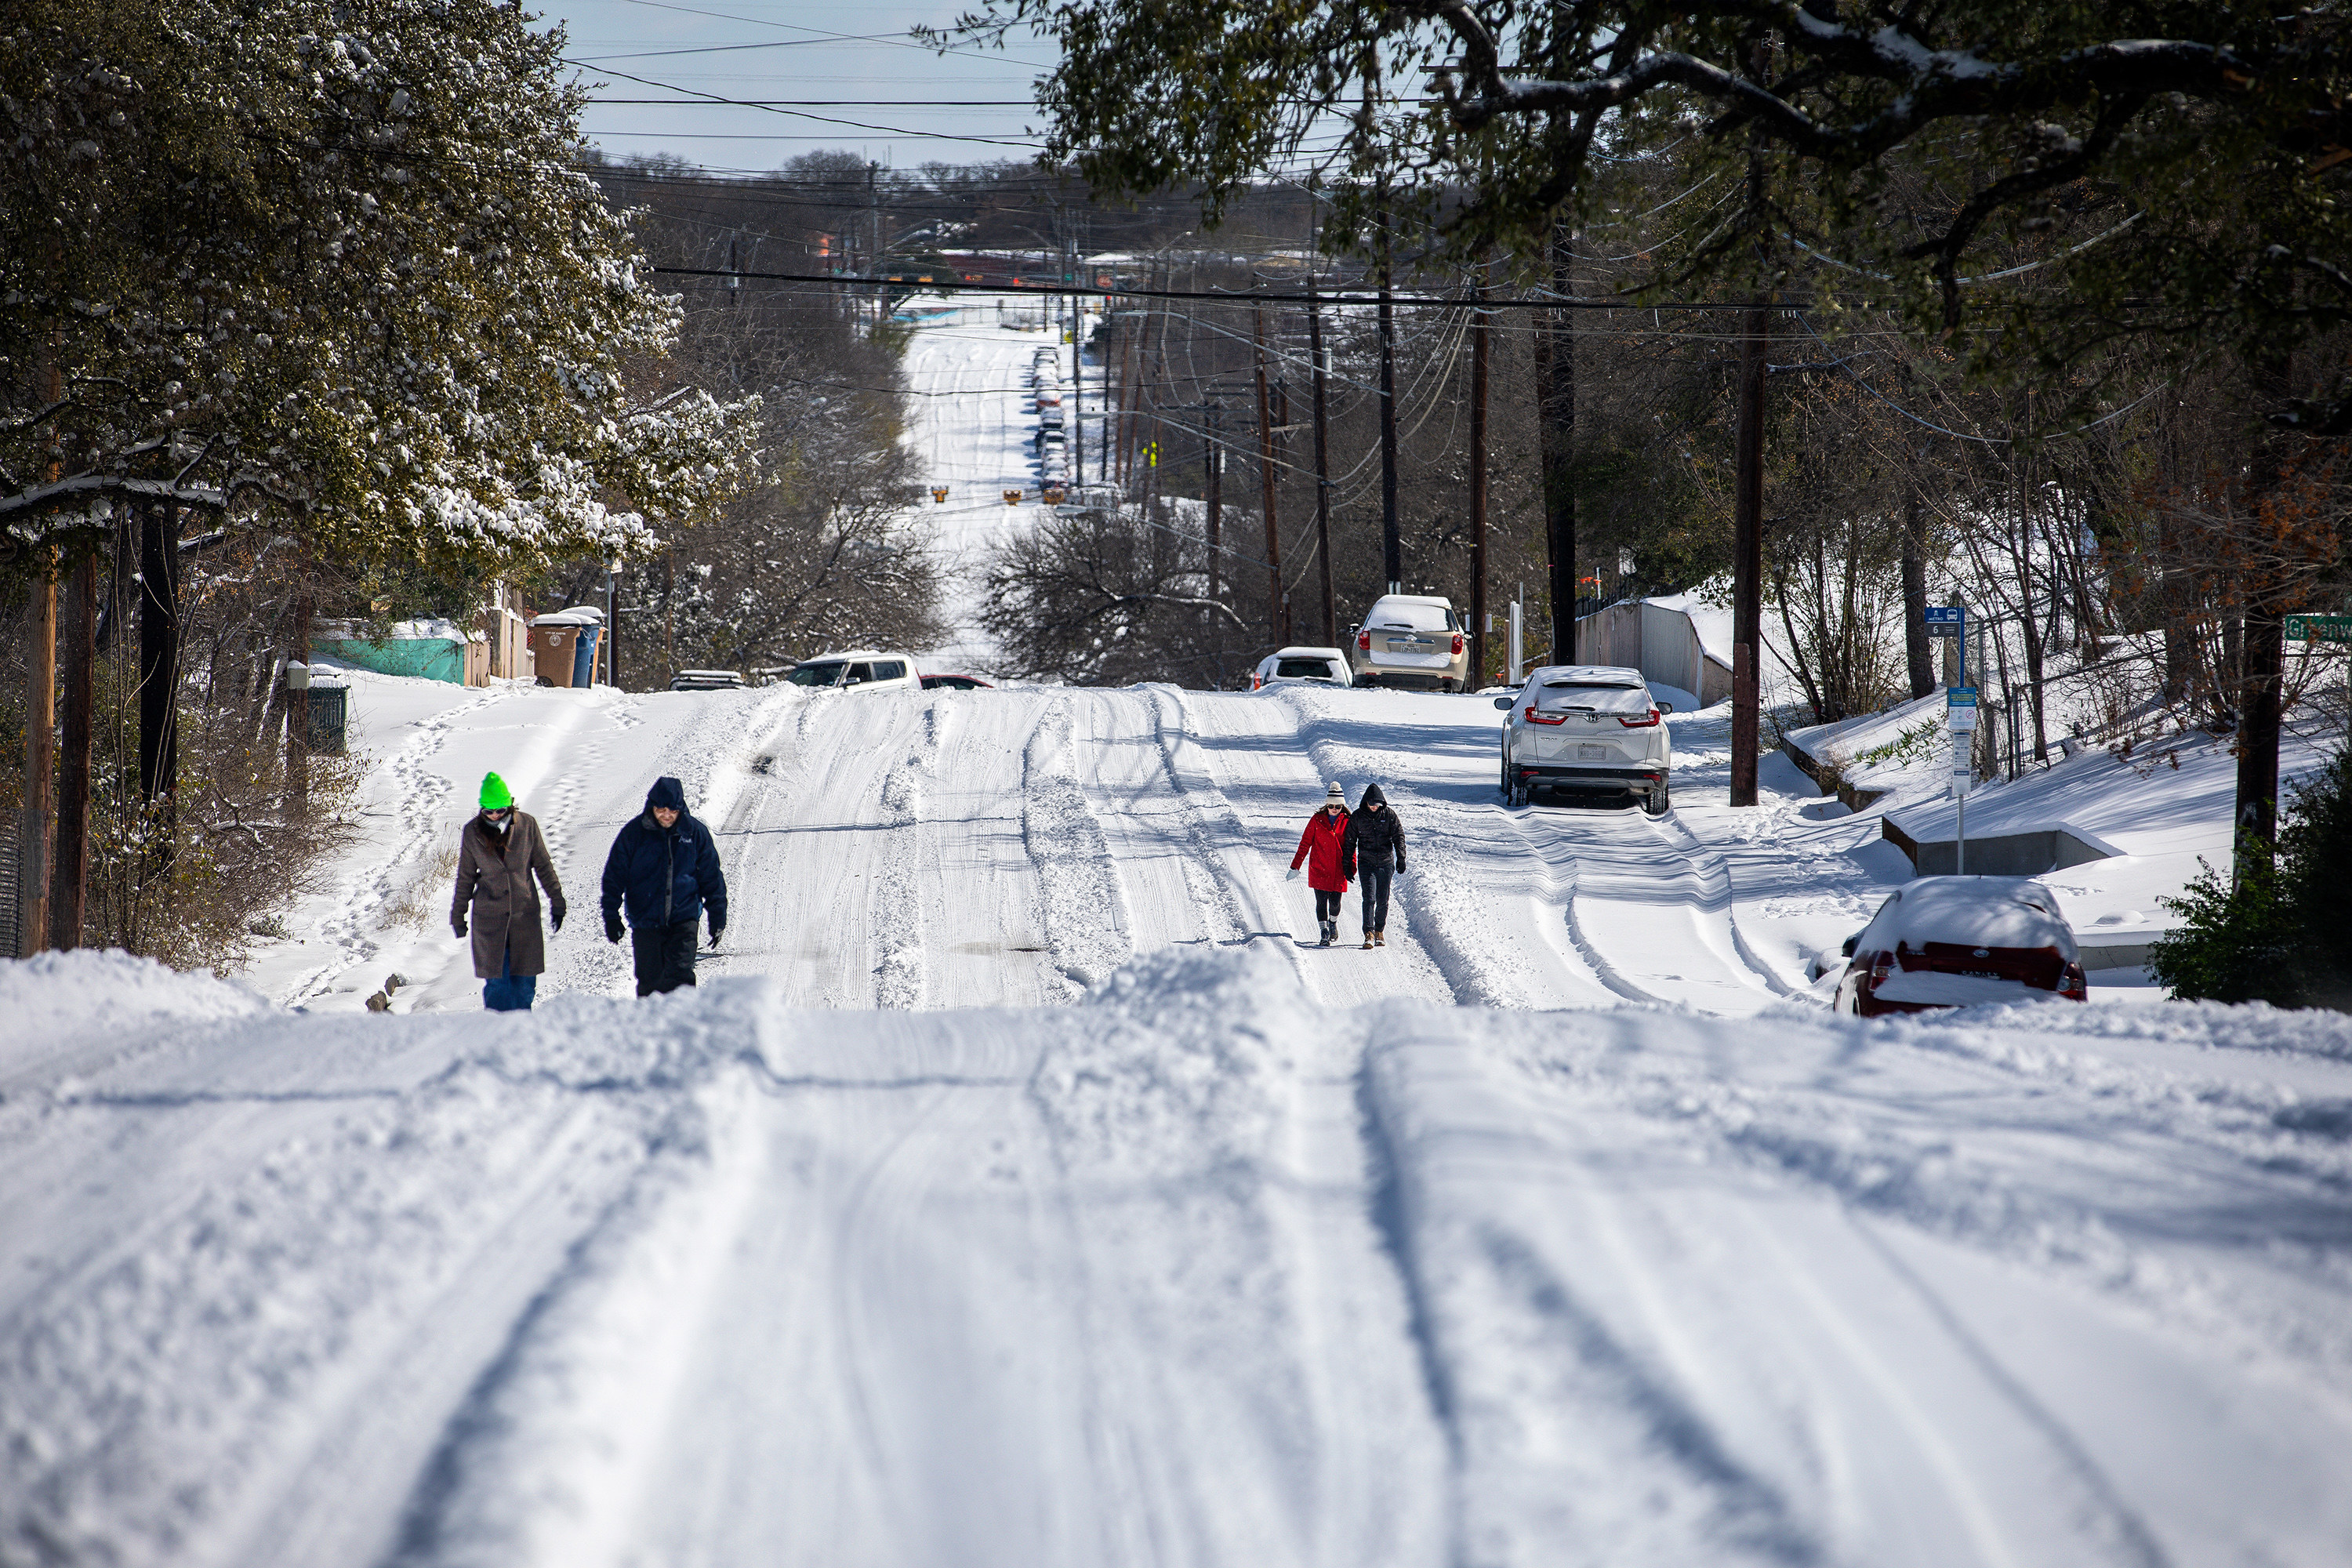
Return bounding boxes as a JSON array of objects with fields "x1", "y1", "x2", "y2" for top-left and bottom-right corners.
[{"x1": 1250, "y1": 646, "x2": 1354, "y2": 690}]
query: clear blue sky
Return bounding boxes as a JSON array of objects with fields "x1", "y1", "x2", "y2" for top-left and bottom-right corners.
[{"x1": 542, "y1": 1, "x2": 1062, "y2": 173}]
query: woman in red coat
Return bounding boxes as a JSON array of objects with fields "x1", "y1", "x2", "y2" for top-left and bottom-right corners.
[{"x1": 1288, "y1": 782, "x2": 1352, "y2": 946}]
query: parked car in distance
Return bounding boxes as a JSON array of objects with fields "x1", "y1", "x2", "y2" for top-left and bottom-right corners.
[
  {"x1": 1831, "y1": 877, "x2": 2089, "y2": 1016},
  {"x1": 668, "y1": 668, "x2": 744, "y2": 691},
  {"x1": 920, "y1": 673, "x2": 994, "y2": 691},
  {"x1": 1250, "y1": 646, "x2": 1354, "y2": 690},
  {"x1": 782, "y1": 651, "x2": 920, "y2": 693},
  {"x1": 1349, "y1": 594, "x2": 1470, "y2": 690},
  {"x1": 1496, "y1": 664, "x2": 1672, "y2": 812}
]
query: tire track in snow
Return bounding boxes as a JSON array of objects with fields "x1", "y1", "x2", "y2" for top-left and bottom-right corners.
[
  {"x1": 872, "y1": 699, "x2": 947, "y2": 1009},
  {"x1": 1142, "y1": 686, "x2": 1259, "y2": 944},
  {"x1": 1020, "y1": 697, "x2": 1134, "y2": 996}
]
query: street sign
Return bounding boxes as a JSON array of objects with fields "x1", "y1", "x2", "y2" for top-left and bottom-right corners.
[
  {"x1": 1924, "y1": 605, "x2": 1965, "y2": 637},
  {"x1": 1947, "y1": 685, "x2": 1978, "y2": 733},
  {"x1": 2286, "y1": 614, "x2": 2352, "y2": 644}
]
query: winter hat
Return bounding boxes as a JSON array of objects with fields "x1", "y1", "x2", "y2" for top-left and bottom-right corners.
[
  {"x1": 1325, "y1": 782, "x2": 1346, "y2": 806},
  {"x1": 480, "y1": 772, "x2": 514, "y2": 811},
  {"x1": 645, "y1": 775, "x2": 688, "y2": 813}
]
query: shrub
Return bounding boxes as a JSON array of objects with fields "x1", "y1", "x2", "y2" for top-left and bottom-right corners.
[{"x1": 2149, "y1": 749, "x2": 2352, "y2": 1008}]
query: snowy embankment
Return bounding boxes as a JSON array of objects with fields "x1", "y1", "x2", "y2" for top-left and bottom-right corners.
[{"x1": 5, "y1": 947, "x2": 2352, "y2": 1567}]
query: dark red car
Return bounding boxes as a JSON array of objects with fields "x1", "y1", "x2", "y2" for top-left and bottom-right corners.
[
  {"x1": 1835, "y1": 877, "x2": 2089, "y2": 1017},
  {"x1": 920, "y1": 673, "x2": 993, "y2": 691}
]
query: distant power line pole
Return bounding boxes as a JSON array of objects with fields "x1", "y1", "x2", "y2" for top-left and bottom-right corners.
[
  {"x1": 1471, "y1": 270, "x2": 1491, "y2": 688},
  {"x1": 1306, "y1": 267, "x2": 1335, "y2": 646},
  {"x1": 1376, "y1": 203, "x2": 1402, "y2": 594},
  {"x1": 1253, "y1": 305, "x2": 1286, "y2": 644}
]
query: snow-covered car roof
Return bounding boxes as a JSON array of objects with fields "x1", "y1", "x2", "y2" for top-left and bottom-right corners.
[
  {"x1": 1527, "y1": 665, "x2": 1644, "y2": 687},
  {"x1": 1857, "y1": 877, "x2": 2078, "y2": 958},
  {"x1": 1265, "y1": 645, "x2": 1349, "y2": 662}
]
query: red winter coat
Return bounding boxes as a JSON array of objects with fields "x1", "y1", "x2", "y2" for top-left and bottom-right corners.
[{"x1": 1291, "y1": 808, "x2": 1352, "y2": 891}]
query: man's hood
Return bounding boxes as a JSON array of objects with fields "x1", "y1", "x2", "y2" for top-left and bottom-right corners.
[
  {"x1": 1359, "y1": 782, "x2": 1387, "y2": 808},
  {"x1": 645, "y1": 776, "x2": 688, "y2": 814}
]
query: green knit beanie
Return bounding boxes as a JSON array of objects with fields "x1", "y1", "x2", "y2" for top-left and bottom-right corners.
[{"x1": 480, "y1": 771, "x2": 514, "y2": 811}]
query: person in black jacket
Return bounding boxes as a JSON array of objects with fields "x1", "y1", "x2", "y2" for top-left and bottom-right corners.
[
  {"x1": 601, "y1": 775, "x2": 728, "y2": 996},
  {"x1": 1340, "y1": 782, "x2": 1406, "y2": 949}
]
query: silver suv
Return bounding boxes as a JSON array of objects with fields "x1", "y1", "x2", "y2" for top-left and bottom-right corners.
[
  {"x1": 1349, "y1": 594, "x2": 1470, "y2": 691},
  {"x1": 1495, "y1": 664, "x2": 1673, "y2": 812}
]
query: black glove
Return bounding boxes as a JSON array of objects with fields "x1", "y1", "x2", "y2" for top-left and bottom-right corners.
[
  {"x1": 451, "y1": 913, "x2": 467, "y2": 938},
  {"x1": 605, "y1": 913, "x2": 625, "y2": 945},
  {"x1": 550, "y1": 904, "x2": 566, "y2": 933},
  {"x1": 708, "y1": 921, "x2": 724, "y2": 949}
]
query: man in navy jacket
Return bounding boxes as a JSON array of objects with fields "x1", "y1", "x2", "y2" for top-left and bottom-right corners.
[{"x1": 601, "y1": 775, "x2": 728, "y2": 996}]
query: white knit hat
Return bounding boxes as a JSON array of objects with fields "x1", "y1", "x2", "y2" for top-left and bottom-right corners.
[{"x1": 1326, "y1": 782, "x2": 1346, "y2": 804}]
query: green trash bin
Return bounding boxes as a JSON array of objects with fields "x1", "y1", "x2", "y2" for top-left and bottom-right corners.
[{"x1": 307, "y1": 684, "x2": 349, "y2": 754}]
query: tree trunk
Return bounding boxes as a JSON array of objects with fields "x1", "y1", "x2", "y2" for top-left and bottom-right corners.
[
  {"x1": 2235, "y1": 602, "x2": 2285, "y2": 877},
  {"x1": 286, "y1": 593, "x2": 312, "y2": 810},
  {"x1": 1542, "y1": 223, "x2": 1577, "y2": 665},
  {"x1": 137, "y1": 504, "x2": 179, "y2": 809},
  {"x1": 52, "y1": 546, "x2": 96, "y2": 950},
  {"x1": 1901, "y1": 490, "x2": 1934, "y2": 699},
  {"x1": 18, "y1": 564, "x2": 56, "y2": 956}
]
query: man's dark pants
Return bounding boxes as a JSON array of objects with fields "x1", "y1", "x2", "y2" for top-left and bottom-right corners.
[{"x1": 631, "y1": 920, "x2": 699, "y2": 996}]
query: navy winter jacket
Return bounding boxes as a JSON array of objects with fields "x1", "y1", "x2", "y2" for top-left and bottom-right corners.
[
  {"x1": 1341, "y1": 782, "x2": 1406, "y2": 876},
  {"x1": 601, "y1": 776, "x2": 728, "y2": 932}
]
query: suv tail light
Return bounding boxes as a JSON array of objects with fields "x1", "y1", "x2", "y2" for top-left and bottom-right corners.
[
  {"x1": 1867, "y1": 952, "x2": 1893, "y2": 987},
  {"x1": 1526, "y1": 709, "x2": 1567, "y2": 726},
  {"x1": 1356, "y1": 630, "x2": 1370, "y2": 651},
  {"x1": 2060, "y1": 960, "x2": 2087, "y2": 1000},
  {"x1": 1617, "y1": 707, "x2": 1661, "y2": 728},
  {"x1": 1450, "y1": 633, "x2": 1465, "y2": 655}
]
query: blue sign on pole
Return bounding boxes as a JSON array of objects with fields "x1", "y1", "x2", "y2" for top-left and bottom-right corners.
[{"x1": 1924, "y1": 605, "x2": 1968, "y2": 689}]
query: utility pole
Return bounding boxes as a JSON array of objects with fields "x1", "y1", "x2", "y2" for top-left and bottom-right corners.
[
  {"x1": 1542, "y1": 223, "x2": 1577, "y2": 665},
  {"x1": 1730, "y1": 45, "x2": 1773, "y2": 808},
  {"x1": 867, "y1": 159, "x2": 881, "y2": 332},
  {"x1": 1307, "y1": 267, "x2": 1336, "y2": 645},
  {"x1": 1205, "y1": 403, "x2": 1223, "y2": 608},
  {"x1": 1470, "y1": 272, "x2": 1491, "y2": 689},
  {"x1": 1376, "y1": 203, "x2": 1403, "y2": 594},
  {"x1": 52, "y1": 544, "x2": 94, "y2": 949},
  {"x1": 1069, "y1": 231, "x2": 1085, "y2": 489},
  {"x1": 1254, "y1": 306, "x2": 1286, "y2": 644}
]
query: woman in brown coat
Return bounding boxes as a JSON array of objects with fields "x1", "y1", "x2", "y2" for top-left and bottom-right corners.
[{"x1": 451, "y1": 771, "x2": 566, "y2": 1011}]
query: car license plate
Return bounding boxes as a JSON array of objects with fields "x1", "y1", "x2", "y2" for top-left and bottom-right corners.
[{"x1": 1578, "y1": 744, "x2": 1606, "y2": 759}]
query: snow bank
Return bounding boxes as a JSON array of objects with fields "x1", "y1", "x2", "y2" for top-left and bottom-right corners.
[{"x1": 0, "y1": 949, "x2": 270, "y2": 1070}]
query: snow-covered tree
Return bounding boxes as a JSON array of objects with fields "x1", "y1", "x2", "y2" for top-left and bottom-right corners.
[{"x1": 1, "y1": 0, "x2": 755, "y2": 575}]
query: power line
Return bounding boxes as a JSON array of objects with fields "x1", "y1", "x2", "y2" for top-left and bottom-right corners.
[{"x1": 649, "y1": 264, "x2": 1780, "y2": 310}]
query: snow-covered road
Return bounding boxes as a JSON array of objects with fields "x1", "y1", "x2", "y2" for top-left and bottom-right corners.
[{"x1": 8, "y1": 675, "x2": 2352, "y2": 1566}]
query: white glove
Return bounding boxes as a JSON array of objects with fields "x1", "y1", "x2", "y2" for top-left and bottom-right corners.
[{"x1": 1286, "y1": 866, "x2": 1301, "y2": 882}]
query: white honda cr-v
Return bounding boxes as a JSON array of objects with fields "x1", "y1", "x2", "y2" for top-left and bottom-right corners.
[{"x1": 1494, "y1": 664, "x2": 1673, "y2": 812}]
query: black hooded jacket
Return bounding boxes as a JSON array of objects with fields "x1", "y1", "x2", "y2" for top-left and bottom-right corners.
[
  {"x1": 1341, "y1": 782, "x2": 1406, "y2": 875},
  {"x1": 601, "y1": 775, "x2": 729, "y2": 931}
]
